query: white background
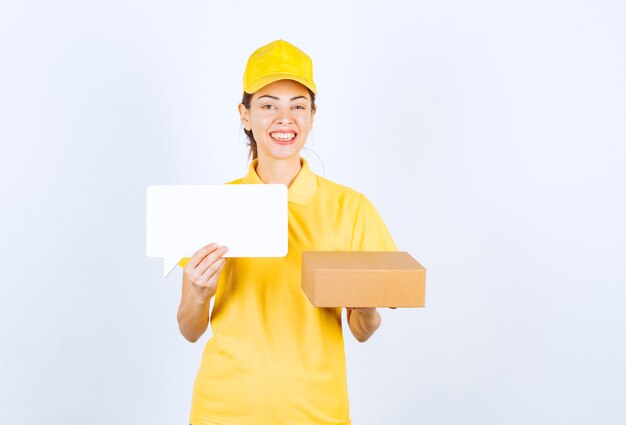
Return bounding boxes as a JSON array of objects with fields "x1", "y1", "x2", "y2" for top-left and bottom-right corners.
[{"x1": 1, "y1": 1, "x2": 625, "y2": 424}]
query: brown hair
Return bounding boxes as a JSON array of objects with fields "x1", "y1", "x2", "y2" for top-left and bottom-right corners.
[{"x1": 241, "y1": 87, "x2": 317, "y2": 161}]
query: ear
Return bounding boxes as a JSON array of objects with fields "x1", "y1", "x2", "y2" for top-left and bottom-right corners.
[{"x1": 238, "y1": 103, "x2": 250, "y2": 131}]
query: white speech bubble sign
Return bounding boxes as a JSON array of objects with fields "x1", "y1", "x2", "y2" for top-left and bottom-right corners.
[{"x1": 146, "y1": 184, "x2": 288, "y2": 277}]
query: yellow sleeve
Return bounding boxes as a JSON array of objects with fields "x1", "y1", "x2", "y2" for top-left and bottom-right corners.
[
  {"x1": 178, "y1": 257, "x2": 190, "y2": 268},
  {"x1": 351, "y1": 194, "x2": 398, "y2": 251}
]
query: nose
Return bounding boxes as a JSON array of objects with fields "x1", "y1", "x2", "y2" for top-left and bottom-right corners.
[{"x1": 276, "y1": 108, "x2": 294, "y2": 124}]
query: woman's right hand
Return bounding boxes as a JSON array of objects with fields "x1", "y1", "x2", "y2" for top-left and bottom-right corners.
[{"x1": 183, "y1": 242, "x2": 229, "y2": 302}]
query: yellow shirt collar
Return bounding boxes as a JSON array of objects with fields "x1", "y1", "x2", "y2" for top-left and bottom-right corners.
[{"x1": 242, "y1": 157, "x2": 318, "y2": 206}]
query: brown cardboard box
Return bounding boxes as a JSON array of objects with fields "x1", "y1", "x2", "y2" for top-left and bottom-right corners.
[{"x1": 301, "y1": 251, "x2": 426, "y2": 308}]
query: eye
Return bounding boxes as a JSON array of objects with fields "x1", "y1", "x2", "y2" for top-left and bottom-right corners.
[
  {"x1": 261, "y1": 104, "x2": 275, "y2": 109},
  {"x1": 293, "y1": 105, "x2": 306, "y2": 110}
]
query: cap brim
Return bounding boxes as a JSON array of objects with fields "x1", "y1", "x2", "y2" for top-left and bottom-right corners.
[{"x1": 244, "y1": 72, "x2": 317, "y2": 94}]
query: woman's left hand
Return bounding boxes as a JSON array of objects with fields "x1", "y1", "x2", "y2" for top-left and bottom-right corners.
[
  {"x1": 346, "y1": 307, "x2": 377, "y2": 318},
  {"x1": 346, "y1": 307, "x2": 381, "y2": 342}
]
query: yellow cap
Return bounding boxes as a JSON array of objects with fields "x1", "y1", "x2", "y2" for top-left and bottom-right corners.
[{"x1": 243, "y1": 39, "x2": 317, "y2": 95}]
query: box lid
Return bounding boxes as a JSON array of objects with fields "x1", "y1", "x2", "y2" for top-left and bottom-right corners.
[{"x1": 302, "y1": 251, "x2": 424, "y2": 272}]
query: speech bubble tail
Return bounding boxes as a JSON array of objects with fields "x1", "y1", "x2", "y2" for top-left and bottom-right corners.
[{"x1": 163, "y1": 257, "x2": 179, "y2": 278}]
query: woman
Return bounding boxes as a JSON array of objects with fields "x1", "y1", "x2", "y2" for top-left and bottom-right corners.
[{"x1": 177, "y1": 39, "x2": 397, "y2": 425}]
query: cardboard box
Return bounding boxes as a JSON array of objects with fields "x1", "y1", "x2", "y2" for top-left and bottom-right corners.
[{"x1": 301, "y1": 251, "x2": 426, "y2": 308}]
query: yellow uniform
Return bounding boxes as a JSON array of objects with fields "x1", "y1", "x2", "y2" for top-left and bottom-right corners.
[{"x1": 178, "y1": 157, "x2": 397, "y2": 425}]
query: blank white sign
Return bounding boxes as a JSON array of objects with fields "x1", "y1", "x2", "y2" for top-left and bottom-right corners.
[{"x1": 146, "y1": 184, "x2": 288, "y2": 277}]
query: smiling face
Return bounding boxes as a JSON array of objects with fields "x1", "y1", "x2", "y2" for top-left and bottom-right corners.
[{"x1": 239, "y1": 79, "x2": 316, "y2": 162}]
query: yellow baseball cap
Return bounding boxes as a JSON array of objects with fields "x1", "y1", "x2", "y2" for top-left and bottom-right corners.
[{"x1": 243, "y1": 39, "x2": 317, "y2": 95}]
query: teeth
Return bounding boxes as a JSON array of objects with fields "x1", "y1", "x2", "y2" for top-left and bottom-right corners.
[{"x1": 271, "y1": 132, "x2": 295, "y2": 140}]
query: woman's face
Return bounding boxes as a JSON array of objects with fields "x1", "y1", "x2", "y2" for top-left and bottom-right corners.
[{"x1": 239, "y1": 79, "x2": 316, "y2": 162}]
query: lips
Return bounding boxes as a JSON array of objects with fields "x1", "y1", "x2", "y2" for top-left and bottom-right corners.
[{"x1": 269, "y1": 131, "x2": 298, "y2": 145}]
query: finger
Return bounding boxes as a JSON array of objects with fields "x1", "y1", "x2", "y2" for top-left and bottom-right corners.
[
  {"x1": 204, "y1": 261, "x2": 225, "y2": 289},
  {"x1": 191, "y1": 245, "x2": 227, "y2": 279},
  {"x1": 197, "y1": 245, "x2": 228, "y2": 271},
  {"x1": 187, "y1": 242, "x2": 219, "y2": 271},
  {"x1": 197, "y1": 257, "x2": 227, "y2": 286},
  {"x1": 195, "y1": 259, "x2": 226, "y2": 294}
]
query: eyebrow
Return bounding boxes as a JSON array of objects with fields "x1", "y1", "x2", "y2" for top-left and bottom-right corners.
[{"x1": 257, "y1": 95, "x2": 310, "y2": 102}]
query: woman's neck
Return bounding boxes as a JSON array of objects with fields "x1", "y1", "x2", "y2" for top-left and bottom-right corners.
[{"x1": 255, "y1": 156, "x2": 302, "y2": 187}]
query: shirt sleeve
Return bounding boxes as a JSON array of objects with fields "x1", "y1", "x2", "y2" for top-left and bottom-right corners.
[
  {"x1": 351, "y1": 193, "x2": 398, "y2": 251},
  {"x1": 178, "y1": 257, "x2": 190, "y2": 268}
]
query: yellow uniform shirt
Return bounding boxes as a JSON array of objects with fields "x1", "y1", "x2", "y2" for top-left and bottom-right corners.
[{"x1": 178, "y1": 157, "x2": 397, "y2": 425}]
